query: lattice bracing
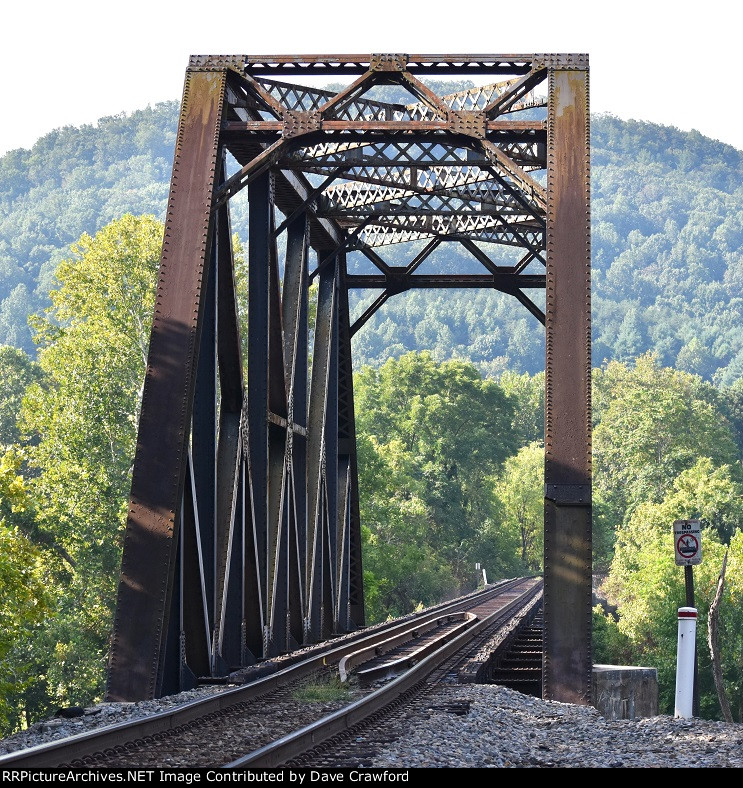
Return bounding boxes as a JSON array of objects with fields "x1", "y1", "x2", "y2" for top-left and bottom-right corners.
[
  {"x1": 319, "y1": 184, "x2": 533, "y2": 215},
  {"x1": 351, "y1": 217, "x2": 544, "y2": 249},
  {"x1": 244, "y1": 75, "x2": 546, "y2": 121}
]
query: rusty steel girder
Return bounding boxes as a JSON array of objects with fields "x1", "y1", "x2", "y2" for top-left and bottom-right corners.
[{"x1": 105, "y1": 53, "x2": 591, "y2": 705}]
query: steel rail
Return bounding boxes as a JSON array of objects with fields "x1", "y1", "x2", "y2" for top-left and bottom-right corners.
[
  {"x1": 351, "y1": 614, "x2": 478, "y2": 685},
  {"x1": 338, "y1": 612, "x2": 477, "y2": 682},
  {"x1": 0, "y1": 579, "x2": 529, "y2": 768},
  {"x1": 226, "y1": 577, "x2": 541, "y2": 767}
]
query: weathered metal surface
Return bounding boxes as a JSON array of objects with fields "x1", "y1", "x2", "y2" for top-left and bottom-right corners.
[
  {"x1": 305, "y1": 257, "x2": 338, "y2": 641},
  {"x1": 337, "y1": 264, "x2": 364, "y2": 627},
  {"x1": 106, "y1": 69, "x2": 227, "y2": 701},
  {"x1": 241, "y1": 75, "x2": 544, "y2": 120},
  {"x1": 345, "y1": 274, "x2": 545, "y2": 289},
  {"x1": 283, "y1": 139, "x2": 544, "y2": 172},
  {"x1": 108, "y1": 53, "x2": 590, "y2": 703},
  {"x1": 282, "y1": 213, "x2": 310, "y2": 648},
  {"x1": 224, "y1": 119, "x2": 544, "y2": 135},
  {"x1": 543, "y1": 67, "x2": 592, "y2": 704}
]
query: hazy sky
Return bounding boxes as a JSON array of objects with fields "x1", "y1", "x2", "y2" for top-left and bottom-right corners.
[{"x1": 1, "y1": 0, "x2": 740, "y2": 157}]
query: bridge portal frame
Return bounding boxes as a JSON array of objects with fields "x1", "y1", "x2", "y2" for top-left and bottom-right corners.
[{"x1": 105, "y1": 53, "x2": 592, "y2": 706}]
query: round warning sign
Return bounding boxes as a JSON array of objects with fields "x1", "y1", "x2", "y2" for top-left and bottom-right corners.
[
  {"x1": 676, "y1": 533, "x2": 699, "y2": 559},
  {"x1": 673, "y1": 519, "x2": 702, "y2": 566}
]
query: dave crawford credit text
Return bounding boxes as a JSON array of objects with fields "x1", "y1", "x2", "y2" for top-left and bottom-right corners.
[{"x1": 1, "y1": 773, "x2": 410, "y2": 783}]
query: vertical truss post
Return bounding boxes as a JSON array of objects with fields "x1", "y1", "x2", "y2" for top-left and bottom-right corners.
[
  {"x1": 543, "y1": 64, "x2": 592, "y2": 704},
  {"x1": 247, "y1": 171, "x2": 273, "y2": 657},
  {"x1": 266, "y1": 177, "x2": 292, "y2": 656},
  {"x1": 337, "y1": 262, "x2": 365, "y2": 629},
  {"x1": 212, "y1": 174, "x2": 245, "y2": 672},
  {"x1": 306, "y1": 254, "x2": 338, "y2": 642},
  {"x1": 106, "y1": 68, "x2": 227, "y2": 702},
  {"x1": 324, "y1": 262, "x2": 339, "y2": 639},
  {"x1": 241, "y1": 450, "x2": 264, "y2": 663},
  {"x1": 282, "y1": 213, "x2": 310, "y2": 647},
  {"x1": 192, "y1": 232, "x2": 217, "y2": 641}
]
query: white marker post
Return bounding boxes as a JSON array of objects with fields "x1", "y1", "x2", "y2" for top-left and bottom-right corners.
[
  {"x1": 674, "y1": 607, "x2": 698, "y2": 718},
  {"x1": 673, "y1": 519, "x2": 702, "y2": 715}
]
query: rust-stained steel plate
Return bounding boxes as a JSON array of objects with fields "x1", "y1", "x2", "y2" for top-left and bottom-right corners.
[
  {"x1": 106, "y1": 70, "x2": 227, "y2": 702},
  {"x1": 543, "y1": 66, "x2": 592, "y2": 705}
]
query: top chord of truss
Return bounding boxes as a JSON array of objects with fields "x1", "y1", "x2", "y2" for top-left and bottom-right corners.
[{"x1": 189, "y1": 53, "x2": 589, "y2": 75}]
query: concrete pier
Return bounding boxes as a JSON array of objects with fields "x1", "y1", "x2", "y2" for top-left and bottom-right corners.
[{"x1": 592, "y1": 664, "x2": 659, "y2": 720}]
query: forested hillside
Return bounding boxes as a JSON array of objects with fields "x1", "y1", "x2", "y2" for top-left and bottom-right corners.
[
  {"x1": 0, "y1": 104, "x2": 176, "y2": 350},
  {"x1": 0, "y1": 100, "x2": 742, "y2": 382}
]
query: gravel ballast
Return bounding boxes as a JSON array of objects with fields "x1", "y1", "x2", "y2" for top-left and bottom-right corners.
[{"x1": 2, "y1": 682, "x2": 742, "y2": 769}]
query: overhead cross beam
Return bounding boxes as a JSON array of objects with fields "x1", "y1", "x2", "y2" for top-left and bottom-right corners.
[{"x1": 106, "y1": 53, "x2": 591, "y2": 707}]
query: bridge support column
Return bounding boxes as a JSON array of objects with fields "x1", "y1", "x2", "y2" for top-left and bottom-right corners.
[
  {"x1": 543, "y1": 65, "x2": 592, "y2": 704},
  {"x1": 106, "y1": 68, "x2": 228, "y2": 702},
  {"x1": 305, "y1": 255, "x2": 338, "y2": 641},
  {"x1": 337, "y1": 265, "x2": 365, "y2": 630}
]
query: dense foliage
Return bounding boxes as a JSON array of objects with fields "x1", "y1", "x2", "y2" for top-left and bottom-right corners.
[
  {"x1": 0, "y1": 216, "x2": 161, "y2": 730},
  {"x1": 0, "y1": 104, "x2": 176, "y2": 351},
  {"x1": 355, "y1": 352, "x2": 524, "y2": 620},
  {"x1": 592, "y1": 354, "x2": 741, "y2": 554}
]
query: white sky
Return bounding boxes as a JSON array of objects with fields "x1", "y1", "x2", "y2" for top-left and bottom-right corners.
[{"x1": 1, "y1": 0, "x2": 741, "y2": 157}]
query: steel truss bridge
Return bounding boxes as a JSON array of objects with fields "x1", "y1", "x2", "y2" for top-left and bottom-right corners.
[{"x1": 105, "y1": 53, "x2": 592, "y2": 707}]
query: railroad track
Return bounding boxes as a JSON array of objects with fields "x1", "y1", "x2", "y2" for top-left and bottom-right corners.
[{"x1": 0, "y1": 576, "x2": 542, "y2": 769}]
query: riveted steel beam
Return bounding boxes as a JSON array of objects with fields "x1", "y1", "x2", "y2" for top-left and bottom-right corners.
[
  {"x1": 284, "y1": 140, "x2": 544, "y2": 172},
  {"x1": 241, "y1": 54, "x2": 551, "y2": 76},
  {"x1": 224, "y1": 119, "x2": 544, "y2": 137},
  {"x1": 542, "y1": 66, "x2": 592, "y2": 705},
  {"x1": 336, "y1": 262, "x2": 364, "y2": 628},
  {"x1": 106, "y1": 68, "x2": 228, "y2": 702},
  {"x1": 305, "y1": 257, "x2": 339, "y2": 641},
  {"x1": 346, "y1": 273, "x2": 545, "y2": 290},
  {"x1": 247, "y1": 172, "x2": 272, "y2": 659},
  {"x1": 243, "y1": 76, "x2": 544, "y2": 121},
  {"x1": 282, "y1": 213, "x2": 310, "y2": 647},
  {"x1": 212, "y1": 165, "x2": 245, "y2": 673}
]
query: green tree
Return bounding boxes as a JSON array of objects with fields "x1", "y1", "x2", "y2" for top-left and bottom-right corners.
[
  {"x1": 601, "y1": 459, "x2": 743, "y2": 719},
  {"x1": 355, "y1": 351, "x2": 522, "y2": 620},
  {"x1": 498, "y1": 370, "x2": 544, "y2": 447},
  {"x1": 493, "y1": 442, "x2": 544, "y2": 570},
  {"x1": 0, "y1": 346, "x2": 42, "y2": 447},
  {"x1": 676, "y1": 336, "x2": 714, "y2": 379},
  {"x1": 592, "y1": 353, "x2": 740, "y2": 533},
  {"x1": 613, "y1": 307, "x2": 646, "y2": 363},
  {"x1": 18, "y1": 214, "x2": 161, "y2": 713},
  {"x1": 0, "y1": 449, "x2": 53, "y2": 733},
  {"x1": 720, "y1": 378, "x2": 743, "y2": 456},
  {"x1": 357, "y1": 432, "x2": 459, "y2": 622}
]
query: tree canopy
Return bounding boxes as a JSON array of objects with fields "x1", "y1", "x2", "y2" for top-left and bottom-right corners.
[
  {"x1": 355, "y1": 352, "x2": 524, "y2": 619},
  {"x1": 2, "y1": 215, "x2": 162, "y2": 727}
]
